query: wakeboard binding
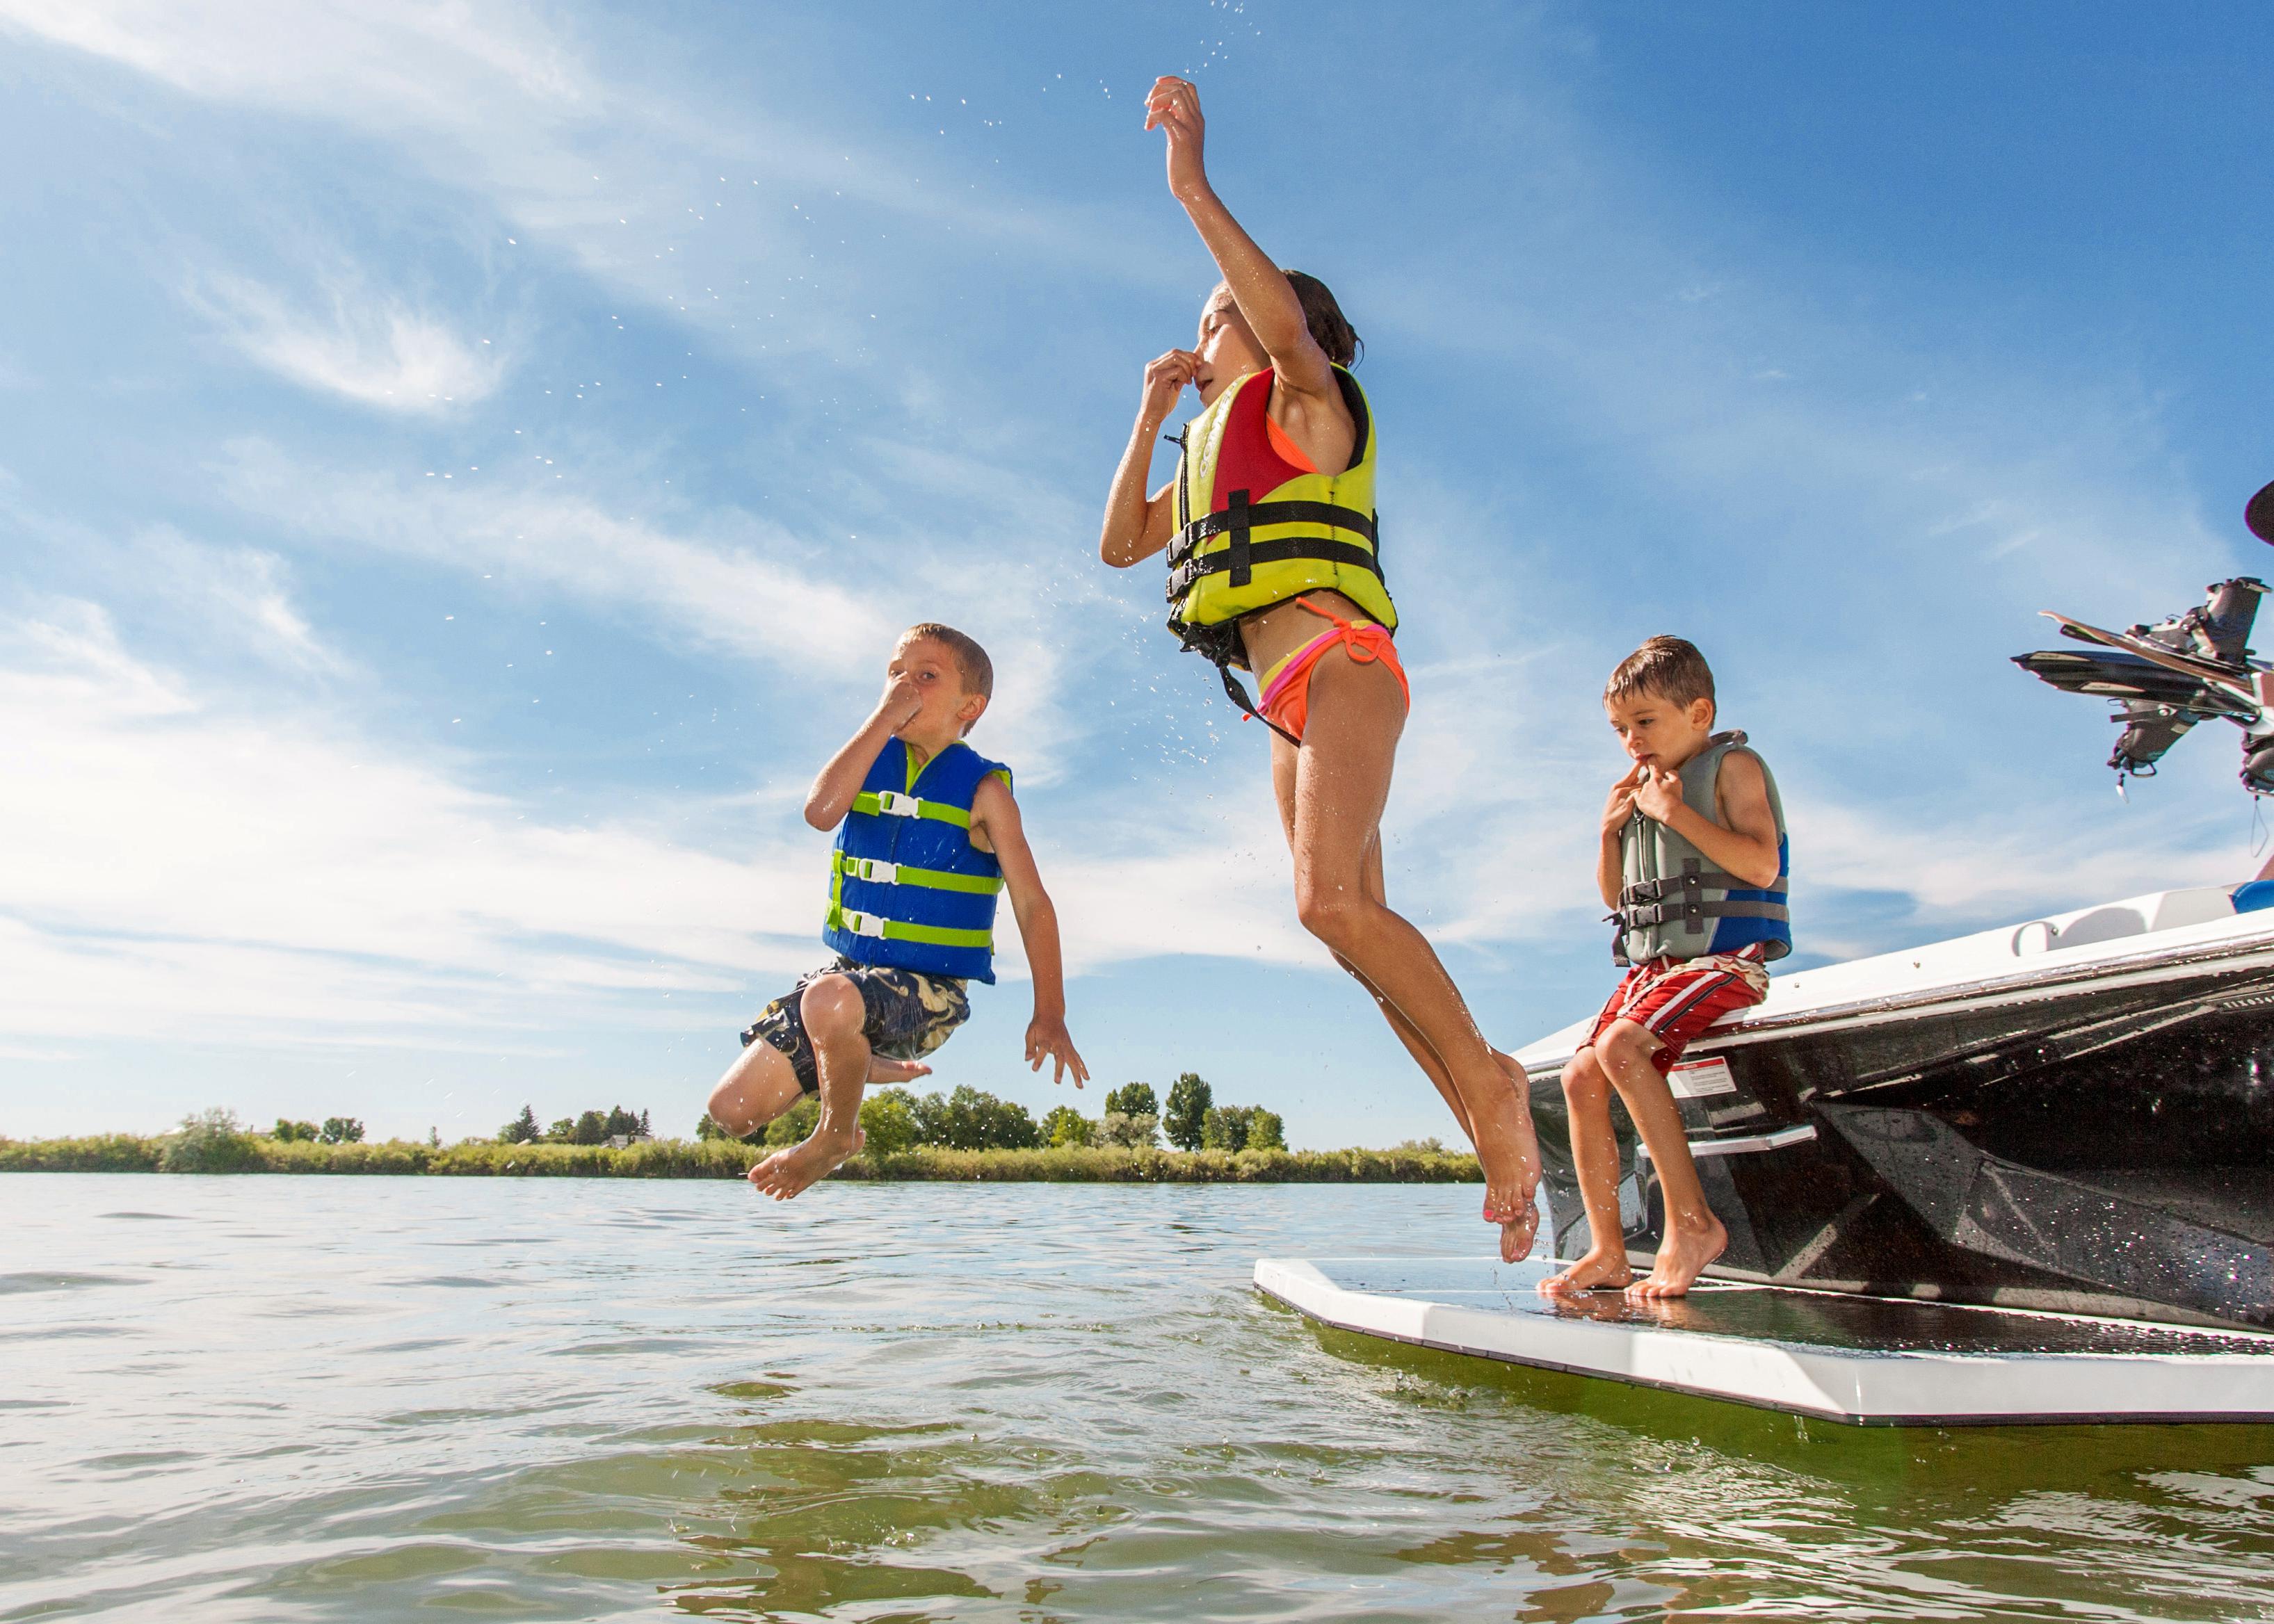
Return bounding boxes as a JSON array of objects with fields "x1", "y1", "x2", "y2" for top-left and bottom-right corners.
[{"x1": 2014, "y1": 480, "x2": 2274, "y2": 796}]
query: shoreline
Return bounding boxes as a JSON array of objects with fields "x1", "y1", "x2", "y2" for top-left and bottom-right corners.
[{"x1": 0, "y1": 1135, "x2": 1483, "y2": 1183}]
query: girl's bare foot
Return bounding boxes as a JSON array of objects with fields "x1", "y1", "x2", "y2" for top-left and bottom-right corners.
[
  {"x1": 1476, "y1": 1053, "x2": 1542, "y2": 1261},
  {"x1": 748, "y1": 1126, "x2": 865, "y2": 1201},
  {"x1": 1627, "y1": 1215, "x2": 1727, "y2": 1299},
  {"x1": 1538, "y1": 1246, "x2": 1634, "y2": 1294}
]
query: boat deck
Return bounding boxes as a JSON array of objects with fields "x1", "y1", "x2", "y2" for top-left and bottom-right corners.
[{"x1": 1256, "y1": 1256, "x2": 2274, "y2": 1426}]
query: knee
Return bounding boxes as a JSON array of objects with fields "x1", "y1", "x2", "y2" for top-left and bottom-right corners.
[
  {"x1": 798, "y1": 974, "x2": 865, "y2": 1040},
  {"x1": 1561, "y1": 1054, "x2": 1608, "y2": 1109},
  {"x1": 705, "y1": 1076, "x2": 757, "y2": 1138},
  {"x1": 709, "y1": 1043, "x2": 802, "y2": 1138},
  {"x1": 1295, "y1": 882, "x2": 1369, "y2": 952},
  {"x1": 707, "y1": 1071, "x2": 771, "y2": 1139},
  {"x1": 1594, "y1": 1024, "x2": 1662, "y2": 1080}
]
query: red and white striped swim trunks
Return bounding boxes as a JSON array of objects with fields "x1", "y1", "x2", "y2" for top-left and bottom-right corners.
[{"x1": 1586, "y1": 944, "x2": 1771, "y2": 1073}]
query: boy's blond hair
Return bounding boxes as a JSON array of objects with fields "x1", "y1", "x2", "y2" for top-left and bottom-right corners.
[{"x1": 1606, "y1": 635, "x2": 1716, "y2": 712}]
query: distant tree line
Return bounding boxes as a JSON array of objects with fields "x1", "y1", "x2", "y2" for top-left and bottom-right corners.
[
  {"x1": 695, "y1": 1072, "x2": 1282, "y2": 1155},
  {"x1": 271, "y1": 1117, "x2": 365, "y2": 1144},
  {"x1": 497, "y1": 1105, "x2": 652, "y2": 1146}
]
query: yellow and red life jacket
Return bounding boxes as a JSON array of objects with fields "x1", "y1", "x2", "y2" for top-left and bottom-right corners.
[{"x1": 1166, "y1": 364, "x2": 1395, "y2": 651}]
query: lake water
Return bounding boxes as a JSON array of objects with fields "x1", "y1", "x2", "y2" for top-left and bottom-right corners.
[{"x1": 6, "y1": 1174, "x2": 2274, "y2": 1622}]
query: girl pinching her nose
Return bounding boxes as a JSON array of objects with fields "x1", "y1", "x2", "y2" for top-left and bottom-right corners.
[{"x1": 1097, "y1": 76, "x2": 1542, "y2": 1259}]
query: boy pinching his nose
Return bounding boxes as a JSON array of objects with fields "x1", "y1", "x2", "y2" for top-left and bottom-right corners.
[
  {"x1": 1541, "y1": 636, "x2": 1791, "y2": 1299},
  {"x1": 706, "y1": 623, "x2": 1088, "y2": 1199}
]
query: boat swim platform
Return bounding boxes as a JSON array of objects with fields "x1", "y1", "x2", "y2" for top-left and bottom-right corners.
[{"x1": 1255, "y1": 1257, "x2": 2274, "y2": 1427}]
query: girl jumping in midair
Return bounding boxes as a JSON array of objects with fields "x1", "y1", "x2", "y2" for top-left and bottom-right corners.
[{"x1": 1099, "y1": 76, "x2": 1540, "y2": 1259}]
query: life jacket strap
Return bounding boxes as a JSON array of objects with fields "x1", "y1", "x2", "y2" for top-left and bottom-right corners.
[
  {"x1": 1613, "y1": 865, "x2": 1789, "y2": 932},
  {"x1": 1616, "y1": 898, "x2": 1790, "y2": 929},
  {"x1": 1619, "y1": 870, "x2": 1760, "y2": 905},
  {"x1": 1216, "y1": 659, "x2": 1300, "y2": 747},
  {"x1": 834, "y1": 851, "x2": 1003, "y2": 895},
  {"x1": 851, "y1": 789, "x2": 971, "y2": 829},
  {"x1": 1168, "y1": 498, "x2": 1380, "y2": 560},
  {"x1": 829, "y1": 907, "x2": 994, "y2": 950},
  {"x1": 1165, "y1": 496, "x2": 1383, "y2": 603}
]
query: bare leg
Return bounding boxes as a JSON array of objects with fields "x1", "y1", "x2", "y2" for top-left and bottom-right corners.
[
  {"x1": 707, "y1": 1039, "x2": 807, "y2": 1140},
  {"x1": 707, "y1": 1034, "x2": 928, "y2": 1141},
  {"x1": 1272, "y1": 750, "x2": 1483, "y2": 1144},
  {"x1": 750, "y1": 975, "x2": 870, "y2": 1200},
  {"x1": 1592, "y1": 1020, "x2": 1726, "y2": 1297},
  {"x1": 1340, "y1": 836, "x2": 1538, "y2": 1262},
  {"x1": 1538, "y1": 1050, "x2": 1634, "y2": 1292},
  {"x1": 1273, "y1": 651, "x2": 1541, "y2": 1255}
]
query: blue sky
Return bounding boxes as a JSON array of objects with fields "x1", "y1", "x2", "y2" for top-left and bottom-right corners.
[{"x1": 4, "y1": 1, "x2": 2271, "y2": 1148}]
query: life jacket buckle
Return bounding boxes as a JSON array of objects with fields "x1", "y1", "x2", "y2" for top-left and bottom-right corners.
[
  {"x1": 874, "y1": 791, "x2": 920, "y2": 817},
  {"x1": 847, "y1": 857, "x2": 898, "y2": 884},
  {"x1": 840, "y1": 909, "x2": 887, "y2": 939}
]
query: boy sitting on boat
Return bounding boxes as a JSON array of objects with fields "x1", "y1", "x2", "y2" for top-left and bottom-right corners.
[
  {"x1": 706, "y1": 623, "x2": 1088, "y2": 1198},
  {"x1": 1541, "y1": 636, "x2": 1791, "y2": 1298}
]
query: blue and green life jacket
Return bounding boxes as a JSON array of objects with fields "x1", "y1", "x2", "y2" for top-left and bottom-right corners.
[
  {"x1": 822, "y1": 737, "x2": 1008, "y2": 984},
  {"x1": 1613, "y1": 731, "x2": 1791, "y2": 966}
]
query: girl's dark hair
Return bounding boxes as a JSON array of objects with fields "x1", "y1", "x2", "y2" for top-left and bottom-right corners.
[{"x1": 1282, "y1": 269, "x2": 1361, "y2": 367}]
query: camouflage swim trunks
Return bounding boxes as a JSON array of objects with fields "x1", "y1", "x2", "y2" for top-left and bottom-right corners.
[{"x1": 739, "y1": 957, "x2": 971, "y2": 1094}]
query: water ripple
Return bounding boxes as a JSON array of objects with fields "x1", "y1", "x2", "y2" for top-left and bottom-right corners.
[{"x1": 3, "y1": 1175, "x2": 2273, "y2": 1621}]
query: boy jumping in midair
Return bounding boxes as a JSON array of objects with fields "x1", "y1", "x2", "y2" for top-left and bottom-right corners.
[
  {"x1": 707, "y1": 623, "x2": 1088, "y2": 1198},
  {"x1": 1541, "y1": 637, "x2": 1791, "y2": 1298}
]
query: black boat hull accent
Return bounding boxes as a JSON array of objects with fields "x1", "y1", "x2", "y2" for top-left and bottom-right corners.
[{"x1": 1815, "y1": 1103, "x2": 2274, "y2": 1329}]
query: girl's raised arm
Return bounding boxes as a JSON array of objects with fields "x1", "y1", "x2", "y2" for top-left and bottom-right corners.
[{"x1": 1145, "y1": 76, "x2": 1335, "y2": 401}]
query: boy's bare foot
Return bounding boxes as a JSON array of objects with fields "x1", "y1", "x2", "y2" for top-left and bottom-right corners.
[
  {"x1": 1627, "y1": 1215, "x2": 1727, "y2": 1299},
  {"x1": 748, "y1": 1126, "x2": 864, "y2": 1201},
  {"x1": 865, "y1": 1057, "x2": 933, "y2": 1085},
  {"x1": 1538, "y1": 1246, "x2": 1634, "y2": 1294}
]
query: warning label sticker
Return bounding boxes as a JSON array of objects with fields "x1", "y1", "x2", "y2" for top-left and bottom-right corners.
[{"x1": 1668, "y1": 1057, "x2": 1738, "y2": 1099}]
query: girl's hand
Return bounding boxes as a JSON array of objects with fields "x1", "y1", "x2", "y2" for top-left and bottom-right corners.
[
  {"x1": 1140, "y1": 349, "x2": 1198, "y2": 423},
  {"x1": 1144, "y1": 75, "x2": 1209, "y2": 204},
  {"x1": 1602, "y1": 764, "x2": 1645, "y2": 836}
]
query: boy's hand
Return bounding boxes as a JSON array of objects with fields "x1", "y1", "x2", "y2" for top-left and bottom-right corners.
[
  {"x1": 1633, "y1": 765, "x2": 1688, "y2": 825},
  {"x1": 1140, "y1": 349, "x2": 1199, "y2": 424},
  {"x1": 873, "y1": 672, "x2": 922, "y2": 731},
  {"x1": 1602, "y1": 765, "x2": 1645, "y2": 836},
  {"x1": 1145, "y1": 76, "x2": 1209, "y2": 203},
  {"x1": 1025, "y1": 1014, "x2": 1089, "y2": 1088}
]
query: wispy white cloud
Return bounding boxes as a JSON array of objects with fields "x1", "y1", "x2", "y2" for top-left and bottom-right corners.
[
  {"x1": 216, "y1": 439, "x2": 896, "y2": 679},
  {"x1": 209, "y1": 435, "x2": 1123, "y2": 788},
  {"x1": 122, "y1": 527, "x2": 345, "y2": 672},
  {"x1": 0, "y1": 1, "x2": 590, "y2": 130},
  {"x1": 184, "y1": 268, "x2": 506, "y2": 412},
  {"x1": 0, "y1": 603, "x2": 822, "y2": 1047},
  {"x1": 1, "y1": 0, "x2": 1172, "y2": 381}
]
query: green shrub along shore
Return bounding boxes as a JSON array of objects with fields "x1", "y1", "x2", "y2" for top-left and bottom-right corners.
[
  {"x1": 0, "y1": 1075, "x2": 1481, "y2": 1183},
  {"x1": 2, "y1": 1080, "x2": 1482, "y2": 1183},
  {"x1": 0, "y1": 1133, "x2": 1480, "y2": 1183}
]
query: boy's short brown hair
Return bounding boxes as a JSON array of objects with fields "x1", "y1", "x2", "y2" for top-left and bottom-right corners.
[
  {"x1": 902, "y1": 622, "x2": 993, "y2": 703},
  {"x1": 1606, "y1": 635, "x2": 1716, "y2": 710}
]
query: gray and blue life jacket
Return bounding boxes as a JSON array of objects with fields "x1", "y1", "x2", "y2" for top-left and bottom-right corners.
[
  {"x1": 822, "y1": 737, "x2": 1008, "y2": 984},
  {"x1": 1613, "y1": 731, "x2": 1791, "y2": 967}
]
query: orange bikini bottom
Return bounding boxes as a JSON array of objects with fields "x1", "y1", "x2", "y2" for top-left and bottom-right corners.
[{"x1": 1255, "y1": 597, "x2": 1410, "y2": 745}]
